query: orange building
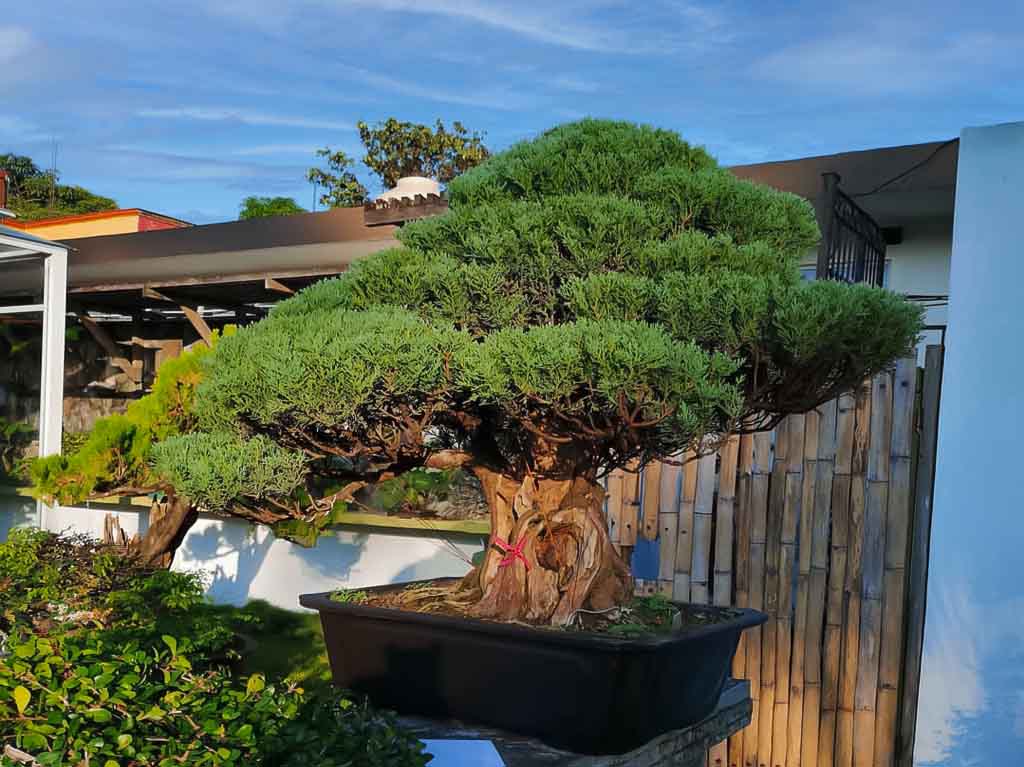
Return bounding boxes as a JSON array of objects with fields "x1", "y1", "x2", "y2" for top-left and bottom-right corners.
[{"x1": 5, "y1": 208, "x2": 191, "y2": 240}]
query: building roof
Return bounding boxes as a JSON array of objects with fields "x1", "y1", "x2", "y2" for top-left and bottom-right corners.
[
  {"x1": 0, "y1": 223, "x2": 68, "y2": 253},
  {"x1": 63, "y1": 205, "x2": 398, "y2": 292},
  {"x1": 730, "y1": 139, "x2": 959, "y2": 226},
  {"x1": 5, "y1": 208, "x2": 192, "y2": 230}
]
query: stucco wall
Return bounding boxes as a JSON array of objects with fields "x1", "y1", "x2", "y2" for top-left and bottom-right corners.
[
  {"x1": 0, "y1": 500, "x2": 481, "y2": 611},
  {"x1": 914, "y1": 122, "x2": 1024, "y2": 765}
]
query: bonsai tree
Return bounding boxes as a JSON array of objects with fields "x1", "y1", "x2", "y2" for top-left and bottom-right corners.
[{"x1": 150, "y1": 120, "x2": 921, "y2": 624}]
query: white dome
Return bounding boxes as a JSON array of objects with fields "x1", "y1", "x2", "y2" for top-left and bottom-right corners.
[{"x1": 376, "y1": 176, "x2": 442, "y2": 202}]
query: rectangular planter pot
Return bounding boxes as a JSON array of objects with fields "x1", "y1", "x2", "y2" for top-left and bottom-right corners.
[{"x1": 300, "y1": 579, "x2": 766, "y2": 755}]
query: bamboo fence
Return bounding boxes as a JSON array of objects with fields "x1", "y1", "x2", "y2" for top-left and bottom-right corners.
[{"x1": 617, "y1": 350, "x2": 941, "y2": 767}]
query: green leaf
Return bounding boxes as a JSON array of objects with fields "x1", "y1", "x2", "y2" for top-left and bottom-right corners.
[
  {"x1": 245, "y1": 674, "x2": 265, "y2": 696},
  {"x1": 13, "y1": 685, "x2": 30, "y2": 714},
  {"x1": 234, "y1": 723, "x2": 253, "y2": 740},
  {"x1": 116, "y1": 734, "x2": 133, "y2": 750},
  {"x1": 161, "y1": 635, "x2": 177, "y2": 656},
  {"x1": 90, "y1": 707, "x2": 112, "y2": 723}
]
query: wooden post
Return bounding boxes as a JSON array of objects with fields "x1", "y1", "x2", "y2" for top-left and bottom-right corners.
[{"x1": 896, "y1": 347, "x2": 944, "y2": 767}]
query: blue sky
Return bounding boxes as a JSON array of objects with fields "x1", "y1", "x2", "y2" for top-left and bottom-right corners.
[{"x1": 3, "y1": 1, "x2": 1021, "y2": 224}]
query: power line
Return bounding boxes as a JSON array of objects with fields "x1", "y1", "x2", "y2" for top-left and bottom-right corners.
[{"x1": 850, "y1": 138, "x2": 957, "y2": 198}]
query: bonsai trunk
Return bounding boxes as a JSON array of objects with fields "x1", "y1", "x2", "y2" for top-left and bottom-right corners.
[
  {"x1": 465, "y1": 468, "x2": 632, "y2": 626},
  {"x1": 134, "y1": 494, "x2": 197, "y2": 568}
]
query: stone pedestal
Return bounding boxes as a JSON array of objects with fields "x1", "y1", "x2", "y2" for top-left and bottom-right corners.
[{"x1": 401, "y1": 679, "x2": 751, "y2": 767}]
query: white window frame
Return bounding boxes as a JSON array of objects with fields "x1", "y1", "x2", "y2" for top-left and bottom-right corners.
[{"x1": 0, "y1": 233, "x2": 68, "y2": 459}]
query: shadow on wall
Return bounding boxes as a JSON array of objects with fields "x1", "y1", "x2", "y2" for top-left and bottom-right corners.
[
  {"x1": 173, "y1": 515, "x2": 486, "y2": 611},
  {"x1": 179, "y1": 519, "x2": 369, "y2": 606}
]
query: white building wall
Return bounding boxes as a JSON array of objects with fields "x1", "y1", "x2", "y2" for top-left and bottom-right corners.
[
  {"x1": 914, "y1": 122, "x2": 1024, "y2": 765},
  {"x1": 884, "y1": 217, "x2": 952, "y2": 350},
  {"x1": 0, "y1": 501, "x2": 481, "y2": 612}
]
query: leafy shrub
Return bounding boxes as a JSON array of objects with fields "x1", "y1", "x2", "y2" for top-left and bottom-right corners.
[
  {"x1": 0, "y1": 530, "x2": 237, "y2": 661},
  {"x1": 0, "y1": 531, "x2": 430, "y2": 767},
  {"x1": 0, "y1": 632, "x2": 428, "y2": 767}
]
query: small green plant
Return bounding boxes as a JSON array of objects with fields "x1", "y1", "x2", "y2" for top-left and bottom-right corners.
[{"x1": 329, "y1": 589, "x2": 369, "y2": 605}]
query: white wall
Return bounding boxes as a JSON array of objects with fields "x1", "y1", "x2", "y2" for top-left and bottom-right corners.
[
  {"x1": 885, "y1": 216, "x2": 952, "y2": 350},
  {"x1": 914, "y1": 122, "x2": 1024, "y2": 765},
  {"x1": 0, "y1": 501, "x2": 482, "y2": 612}
]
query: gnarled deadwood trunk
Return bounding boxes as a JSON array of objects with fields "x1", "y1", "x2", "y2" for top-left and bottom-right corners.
[
  {"x1": 463, "y1": 469, "x2": 632, "y2": 626},
  {"x1": 104, "y1": 494, "x2": 197, "y2": 568}
]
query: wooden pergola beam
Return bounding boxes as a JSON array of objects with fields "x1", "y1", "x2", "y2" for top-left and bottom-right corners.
[
  {"x1": 142, "y1": 286, "x2": 213, "y2": 347},
  {"x1": 76, "y1": 313, "x2": 141, "y2": 381},
  {"x1": 264, "y1": 277, "x2": 294, "y2": 295}
]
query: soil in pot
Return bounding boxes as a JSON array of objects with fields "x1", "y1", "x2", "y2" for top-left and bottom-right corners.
[{"x1": 329, "y1": 579, "x2": 743, "y2": 637}]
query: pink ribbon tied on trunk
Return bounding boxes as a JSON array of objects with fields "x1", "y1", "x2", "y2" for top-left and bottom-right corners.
[{"x1": 493, "y1": 534, "x2": 531, "y2": 571}]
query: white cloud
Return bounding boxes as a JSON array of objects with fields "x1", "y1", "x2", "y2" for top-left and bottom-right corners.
[{"x1": 137, "y1": 107, "x2": 353, "y2": 131}]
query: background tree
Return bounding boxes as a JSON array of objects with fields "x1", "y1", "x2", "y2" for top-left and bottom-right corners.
[
  {"x1": 239, "y1": 196, "x2": 307, "y2": 220},
  {"x1": 0, "y1": 153, "x2": 117, "y2": 221},
  {"x1": 356, "y1": 118, "x2": 489, "y2": 188},
  {"x1": 152, "y1": 120, "x2": 922, "y2": 625},
  {"x1": 306, "y1": 149, "x2": 368, "y2": 209}
]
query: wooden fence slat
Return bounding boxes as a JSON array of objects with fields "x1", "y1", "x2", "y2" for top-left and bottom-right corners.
[
  {"x1": 816, "y1": 392, "x2": 853, "y2": 767},
  {"x1": 835, "y1": 382, "x2": 871, "y2": 767},
  {"x1": 771, "y1": 416, "x2": 804, "y2": 767},
  {"x1": 792, "y1": 399, "x2": 834, "y2": 767},
  {"x1": 852, "y1": 373, "x2": 893, "y2": 767},
  {"x1": 760, "y1": 419, "x2": 788, "y2": 767},
  {"x1": 657, "y1": 458, "x2": 683, "y2": 591},
  {"x1": 620, "y1": 463, "x2": 642, "y2": 550},
  {"x1": 642, "y1": 460, "x2": 663, "y2": 541},
  {"x1": 709, "y1": 436, "x2": 739, "y2": 767},
  {"x1": 691, "y1": 452, "x2": 717, "y2": 604},
  {"x1": 745, "y1": 431, "x2": 773, "y2": 767},
  {"x1": 675, "y1": 452, "x2": 698, "y2": 600},
  {"x1": 874, "y1": 358, "x2": 917, "y2": 767},
  {"x1": 607, "y1": 470, "x2": 624, "y2": 547},
  {"x1": 730, "y1": 434, "x2": 754, "y2": 767},
  {"x1": 897, "y1": 347, "x2": 944, "y2": 767},
  {"x1": 715, "y1": 435, "x2": 740, "y2": 606}
]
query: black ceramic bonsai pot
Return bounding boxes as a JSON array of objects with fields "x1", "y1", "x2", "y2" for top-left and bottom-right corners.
[{"x1": 300, "y1": 578, "x2": 766, "y2": 755}]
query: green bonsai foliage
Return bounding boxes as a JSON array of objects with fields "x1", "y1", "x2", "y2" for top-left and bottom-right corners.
[
  {"x1": 29, "y1": 332, "x2": 230, "y2": 505},
  {"x1": 155, "y1": 120, "x2": 922, "y2": 624}
]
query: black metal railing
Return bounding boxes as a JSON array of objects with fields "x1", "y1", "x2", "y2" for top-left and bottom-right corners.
[{"x1": 815, "y1": 172, "x2": 887, "y2": 287}]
